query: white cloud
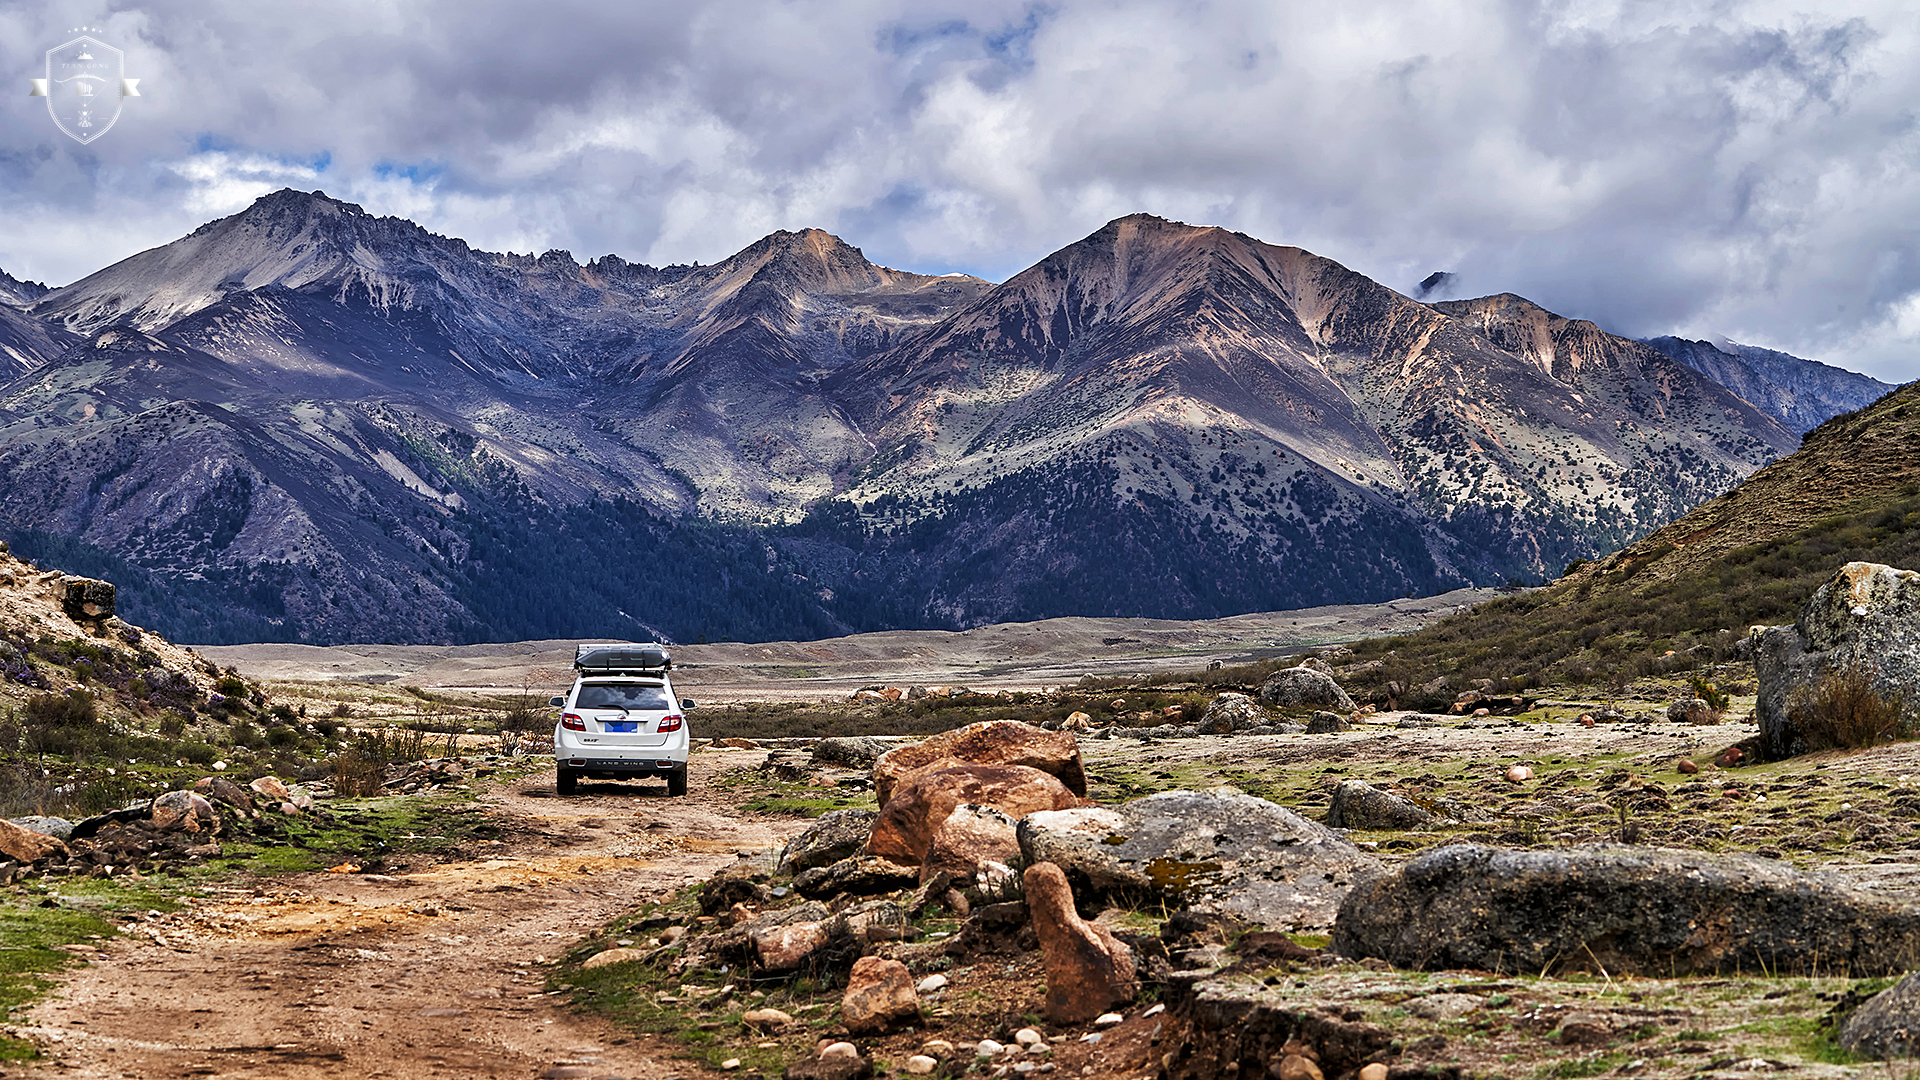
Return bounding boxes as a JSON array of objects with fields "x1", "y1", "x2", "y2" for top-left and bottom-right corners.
[{"x1": 0, "y1": 0, "x2": 1917, "y2": 381}]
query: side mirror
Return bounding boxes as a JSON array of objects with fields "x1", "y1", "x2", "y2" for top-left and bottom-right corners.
[
  {"x1": 681, "y1": 698, "x2": 696, "y2": 710},
  {"x1": 549, "y1": 696, "x2": 564, "y2": 708}
]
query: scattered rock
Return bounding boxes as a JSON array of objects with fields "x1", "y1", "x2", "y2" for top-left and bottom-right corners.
[
  {"x1": 1505, "y1": 765, "x2": 1533, "y2": 784},
  {"x1": 1756, "y1": 562, "x2": 1920, "y2": 759},
  {"x1": 841, "y1": 955, "x2": 919, "y2": 1033},
  {"x1": 871, "y1": 719, "x2": 1088, "y2": 806},
  {"x1": 1326, "y1": 781, "x2": 1442, "y2": 830},
  {"x1": 904, "y1": 1054, "x2": 937, "y2": 1074},
  {"x1": 785, "y1": 1043, "x2": 872, "y2": 1080},
  {"x1": 752, "y1": 919, "x2": 831, "y2": 972},
  {"x1": 1024, "y1": 861, "x2": 1137, "y2": 1023},
  {"x1": 1258, "y1": 667, "x2": 1356, "y2": 711},
  {"x1": 1018, "y1": 788, "x2": 1383, "y2": 930},
  {"x1": 250, "y1": 776, "x2": 291, "y2": 801},
  {"x1": 778, "y1": 809, "x2": 879, "y2": 874},
  {"x1": 1335, "y1": 843, "x2": 1920, "y2": 975},
  {"x1": 1277, "y1": 1054, "x2": 1324, "y2": 1080},
  {"x1": 1408, "y1": 993, "x2": 1482, "y2": 1021},
  {"x1": 1839, "y1": 971, "x2": 1920, "y2": 1059},
  {"x1": 1677, "y1": 758, "x2": 1700, "y2": 775},
  {"x1": 59, "y1": 576, "x2": 115, "y2": 621},
  {"x1": 866, "y1": 764, "x2": 1081, "y2": 867}
]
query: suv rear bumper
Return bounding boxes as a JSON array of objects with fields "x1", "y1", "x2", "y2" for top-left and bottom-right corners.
[{"x1": 557, "y1": 757, "x2": 685, "y2": 776}]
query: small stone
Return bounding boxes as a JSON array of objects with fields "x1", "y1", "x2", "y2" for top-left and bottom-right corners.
[
  {"x1": 721, "y1": 1059, "x2": 741, "y2": 1071},
  {"x1": 1505, "y1": 764, "x2": 1533, "y2": 783},
  {"x1": 1277, "y1": 1054, "x2": 1324, "y2": 1080},
  {"x1": 1360, "y1": 1065, "x2": 1389, "y2": 1080},
  {"x1": 1079, "y1": 1033, "x2": 1102, "y2": 1043},
  {"x1": 741, "y1": 1007, "x2": 793, "y2": 1029},
  {"x1": 841, "y1": 955, "x2": 918, "y2": 1033},
  {"x1": 921, "y1": 1040, "x2": 953, "y2": 1057},
  {"x1": 977, "y1": 1039, "x2": 1006, "y2": 1057},
  {"x1": 580, "y1": 947, "x2": 647, "y2": 970},
  {"x1": 1677, "y1": 758, "x2": 1700, "y2": 774},
  {"x1": 821, "y1": 1041, "x2": 860, "y2": 1059},
  {"x1": 1142, "y1": 1003, "x2": 1165, "y2": 1018},
  {"x1": 1093, "y1": 1012, "x2": 1123, "y2": 1027},
  {"x1": 1579, "y1": 714, "x2": 1595, "y2": 727},
  {"x1": 1015, "y1": 1028, "x2": 1043, "y2": 1046},
  {"x1": 905, "y1": 1056, "x2": 938, "y2": 1075},
  {"x1": 916, "y1": 973, "x2": 949, "y2": 993}
]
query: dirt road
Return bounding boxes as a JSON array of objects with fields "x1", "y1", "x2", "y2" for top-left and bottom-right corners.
[{"x1": 19, "y1": 749, "x2": 802, "y2": 1080}]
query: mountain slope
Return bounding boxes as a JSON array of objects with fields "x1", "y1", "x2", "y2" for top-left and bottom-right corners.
[
  {"x1": 816, "y1": 216, "x2": 1797, "y2": 624},
  {"x1": 1646, "y1": 335, "x2": 1894, "y2": 434},
  {"x1": 1337, "y1": 378, "x2": 1919, "y2": 704}
]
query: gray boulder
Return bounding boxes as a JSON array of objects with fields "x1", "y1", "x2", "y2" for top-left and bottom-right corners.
[
  {"x1": 8, "y1": 816, "x2": 74, "y2": 841},
  {"x1": 1259, "y1": 667, "x2": 1356, "y2": 711},
  {"x1": 1017, "y1": 788, "x2": 1382, "y2": 931},
  {"x1": 1756, "y1": 561, "x2": 1920, "y2": 759},
  {"x1": 777, "y1": 809, "x2": 879, "y2": 874},
  {"x1": 1334, "y1": 844, "x2": 1920, "y2": 976},
  {"x1": 1325, "y1": 781, "x2": 1442, "y2": 830},
  {"x1": 1666, "y1": 699, "x2": 1713, "y2": 724},
  {"x1": 813, "y1": 737, "x2": 892, "y2": 768},
  {"x1": 1197, "y1": 693, "x2": 1264, "y2": 735},
  {"x1": 1304, "y1": 711, "x2": 1348, "y2": 734},
  {"x1": 1840, "y1": 972, "x2": 1920, "y2": 1059}
]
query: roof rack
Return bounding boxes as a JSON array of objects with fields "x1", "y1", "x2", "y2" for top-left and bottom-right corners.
[{"x1": 573, "y1": 642, "x2": 672, "y2": 673}]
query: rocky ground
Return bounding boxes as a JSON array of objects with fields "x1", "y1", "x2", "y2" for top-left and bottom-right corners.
[{"x1": 10, "y1": 686, "x2": 1920, "y2": 1079}]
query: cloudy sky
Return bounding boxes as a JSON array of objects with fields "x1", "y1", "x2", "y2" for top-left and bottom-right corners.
[{"x1": 3, "y1": 0, "x2": 1918, "y2": 382}]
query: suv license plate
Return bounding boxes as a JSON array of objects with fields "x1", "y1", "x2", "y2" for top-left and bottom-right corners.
[{"x1": 604, "y1": 721, "x2": 638, "y2": 733}]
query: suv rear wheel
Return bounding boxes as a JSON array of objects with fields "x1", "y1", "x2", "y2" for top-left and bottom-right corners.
[
  {"x1": 667, "y1": 768, "x2": 688, "y2": 797},
  {"x1": 555, "y1": 768, "x2": 578, "y2": 796}
]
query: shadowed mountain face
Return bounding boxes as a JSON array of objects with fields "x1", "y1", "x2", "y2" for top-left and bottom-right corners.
[
  {"x1": 0, "y1": 193, "x2": 1850, "y2": 643},
  {"x1": 1645, "y1": 336, "x2": 1895, "y2": 434}
]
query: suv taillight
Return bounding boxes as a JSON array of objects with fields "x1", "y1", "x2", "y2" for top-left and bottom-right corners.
[
  {"x1": 561, "y1": 712, "x2": 586, "y2": 731},
  {"x1": 657, "y1": 714, "x2": 683, "y2": 733}
]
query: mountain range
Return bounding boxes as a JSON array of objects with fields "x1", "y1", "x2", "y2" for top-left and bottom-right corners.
[{"x1": 0, "y1": 190, "x2": 1889, "y2": 644}]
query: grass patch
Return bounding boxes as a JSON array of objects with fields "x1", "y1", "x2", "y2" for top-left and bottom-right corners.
[{"x1": 210, "y1": 793, "x2": 504, "y2": 874}]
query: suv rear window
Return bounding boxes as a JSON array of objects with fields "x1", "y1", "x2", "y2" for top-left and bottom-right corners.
[{"x1": 575, "y1": 683, "x2": 671, "y2": 710}]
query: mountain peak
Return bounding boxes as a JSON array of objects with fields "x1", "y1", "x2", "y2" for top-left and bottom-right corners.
[{"x1": 0, "y1": 265, "x2": 51, "y2": 306}]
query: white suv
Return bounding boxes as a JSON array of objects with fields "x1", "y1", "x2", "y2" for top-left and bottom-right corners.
[{"x1": 549, "y1": 643, "x2": 693, "y2": 797}]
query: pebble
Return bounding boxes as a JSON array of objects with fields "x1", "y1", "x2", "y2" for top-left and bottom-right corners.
[
  {"x1": 976, "y1": 1040, "x2": 1006, "y2": 1057},
  {"x1": 1015, "y1": 1027, "x2": 1044, "y2": 1046},
  {"x1": 721, "y1": 1059, "x2": 741, "y2": 1071},
  {"x1": 1079, "y1": 1033, "x2": 1102, "y2": 1043},
  {"x1": 1093, "y1": 1012, "x2": 1124, "y2": 1027},
  {"x1": 917, "y1": 973, "x2": 949, "y2": 993},
  {"x1": 905, "y1": 1056, "x2": 938, "y2": 1075},
  {"x1": 1027, "y1": 1042, "x2": 1051, "y2": 1054},
  {"x1": 821, "y1": 1041, "x2": 859, "y2": 1060},
  {"x1": 1142, "y1": 1003, "x2": 1165, "y2": 1019},
  {"x1": 1278, "y1": 1054, "x2": 1324, "y2": 1080},
  {"x1": 922, "y1": 1040, "x2": 954, "y2": 1057},
  {"x1": 1506, "y1": 764, "x2": 1533, "y2": 783},
  {"x1": 1360, "y1": 1065, "x2": 1389, "y2": 1080}
]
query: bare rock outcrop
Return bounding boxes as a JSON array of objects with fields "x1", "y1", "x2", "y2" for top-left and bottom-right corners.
[
  {"x1": 1325, "y1": 780, "x2": 1443, "y2": 830},
  {"x1": 1197, "y1": 693, "x2": 1265, "y2": 735},
  {"x1": 1024, "y1": 861, "x2": 1137, "y2": 1023},
  {"x1": 871, "y1": 720, "x2": 1086, "y2": 806},
  {"x1": 0, "y1": 817, "x2": 68, "y2": 862},
  {"x1": 1840, "y1": 972, "x2": 1920, "y2": 1059},
  {"x1": 1756, "y1": 561, "x2": 1920, "y2": 759},
  {"x1": 866, "y1": 763, "x2": 1080, "y2": 867},
  {"x1": 1334, "y1": 843, "x2": 1920, "y2": 976}
]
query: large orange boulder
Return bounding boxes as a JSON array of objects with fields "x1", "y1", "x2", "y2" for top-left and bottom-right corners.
[
  {"x1": 871, "y1": 720, "x2": 1086, "y2": 807},
  {"x1": 866, "y1": 764, "x2": 1080, "y2": 867}
]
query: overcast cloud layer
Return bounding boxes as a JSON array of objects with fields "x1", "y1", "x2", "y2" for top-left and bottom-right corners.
[{"x1": 3, "y1": 0, "x2": 1918, "y2": 382}]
